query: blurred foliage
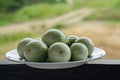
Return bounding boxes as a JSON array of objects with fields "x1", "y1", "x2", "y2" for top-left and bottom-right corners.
[
  {"x1": 0, "y1": 32, "x2": 33, "y2": 45},
  {"x1": 0, "y1": 0, "x2": 27, "y2": 12},
  {"x1": 14, "y1": 3, "x2": 72, "y2": 22},
  {"x1": 0, "y1": 0, "x2": 66, "y2": 13},
  {"x1": 0, "y1": 0, "x2": 11, "y2": 12},
  {"x1": 0, "y1": 0, "x2": 71, "y2": 26},
  {"x1": 83, "y1": 8, "x2": 120, "y2": 22},
  {"x1": 53, "y1": 23, "x2": 66, "y2": 29},
  {"x1": 0, "y1": 0, "x2": 120, "y2": 26},
  {"x1": 0, "y1": 0, "x2": 120, "y2": 13}
]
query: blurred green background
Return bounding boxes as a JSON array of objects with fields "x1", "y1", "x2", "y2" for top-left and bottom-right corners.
[{"x1": 0, "y1": 0, "x2": 120, "y2": 59}]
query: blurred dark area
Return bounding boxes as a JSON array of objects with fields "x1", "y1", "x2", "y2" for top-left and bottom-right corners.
[{"x1": 0, "y1": 0, "x2": 66, "y2": 13}]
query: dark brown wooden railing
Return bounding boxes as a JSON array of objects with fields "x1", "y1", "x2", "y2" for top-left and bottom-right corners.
[{"x1": 0, "y1": 59, "x2": 120, "y2": 80}]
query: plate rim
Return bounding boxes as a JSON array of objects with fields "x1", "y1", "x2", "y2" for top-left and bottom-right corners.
[{"x1": 5, "y1": 47, "x2": 106, "y2": 65}]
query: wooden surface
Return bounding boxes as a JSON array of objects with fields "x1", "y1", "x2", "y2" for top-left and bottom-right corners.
[{"x1": 0, "y1": 59, "x2": 120, "y2": 80}]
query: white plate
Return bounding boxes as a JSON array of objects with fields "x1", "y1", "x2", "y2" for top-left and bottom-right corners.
[{"x1": 5, "y1": 47, "x2": 105, "y2": 69}]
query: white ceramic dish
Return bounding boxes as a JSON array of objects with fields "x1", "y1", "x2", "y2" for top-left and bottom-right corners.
[{"x1": 5, "y1": 47, "x2": 105, "y2": 69}]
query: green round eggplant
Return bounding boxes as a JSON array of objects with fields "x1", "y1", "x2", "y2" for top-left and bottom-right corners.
[
  {"x1": 70, "y1": 43, "x2": 88, "y2": 61},
  {"x1": 42, "y1": 29, "x2": 67, "y2": 47},
  {"x1": 17, "y1": 38, "x2": 33, "y2": 59},
  {"x1": 48, "y1": 42, "x2": 71, "y2": 62},
  {"x1": 67, "y1": 35, "x2": 79, "y2": 46},
  {"x1": 75, "y1": 37, "x2": 94, "y2": 57},
  {"x1": 24, "y1": 40, "x2": 48, "y2": 62}
]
